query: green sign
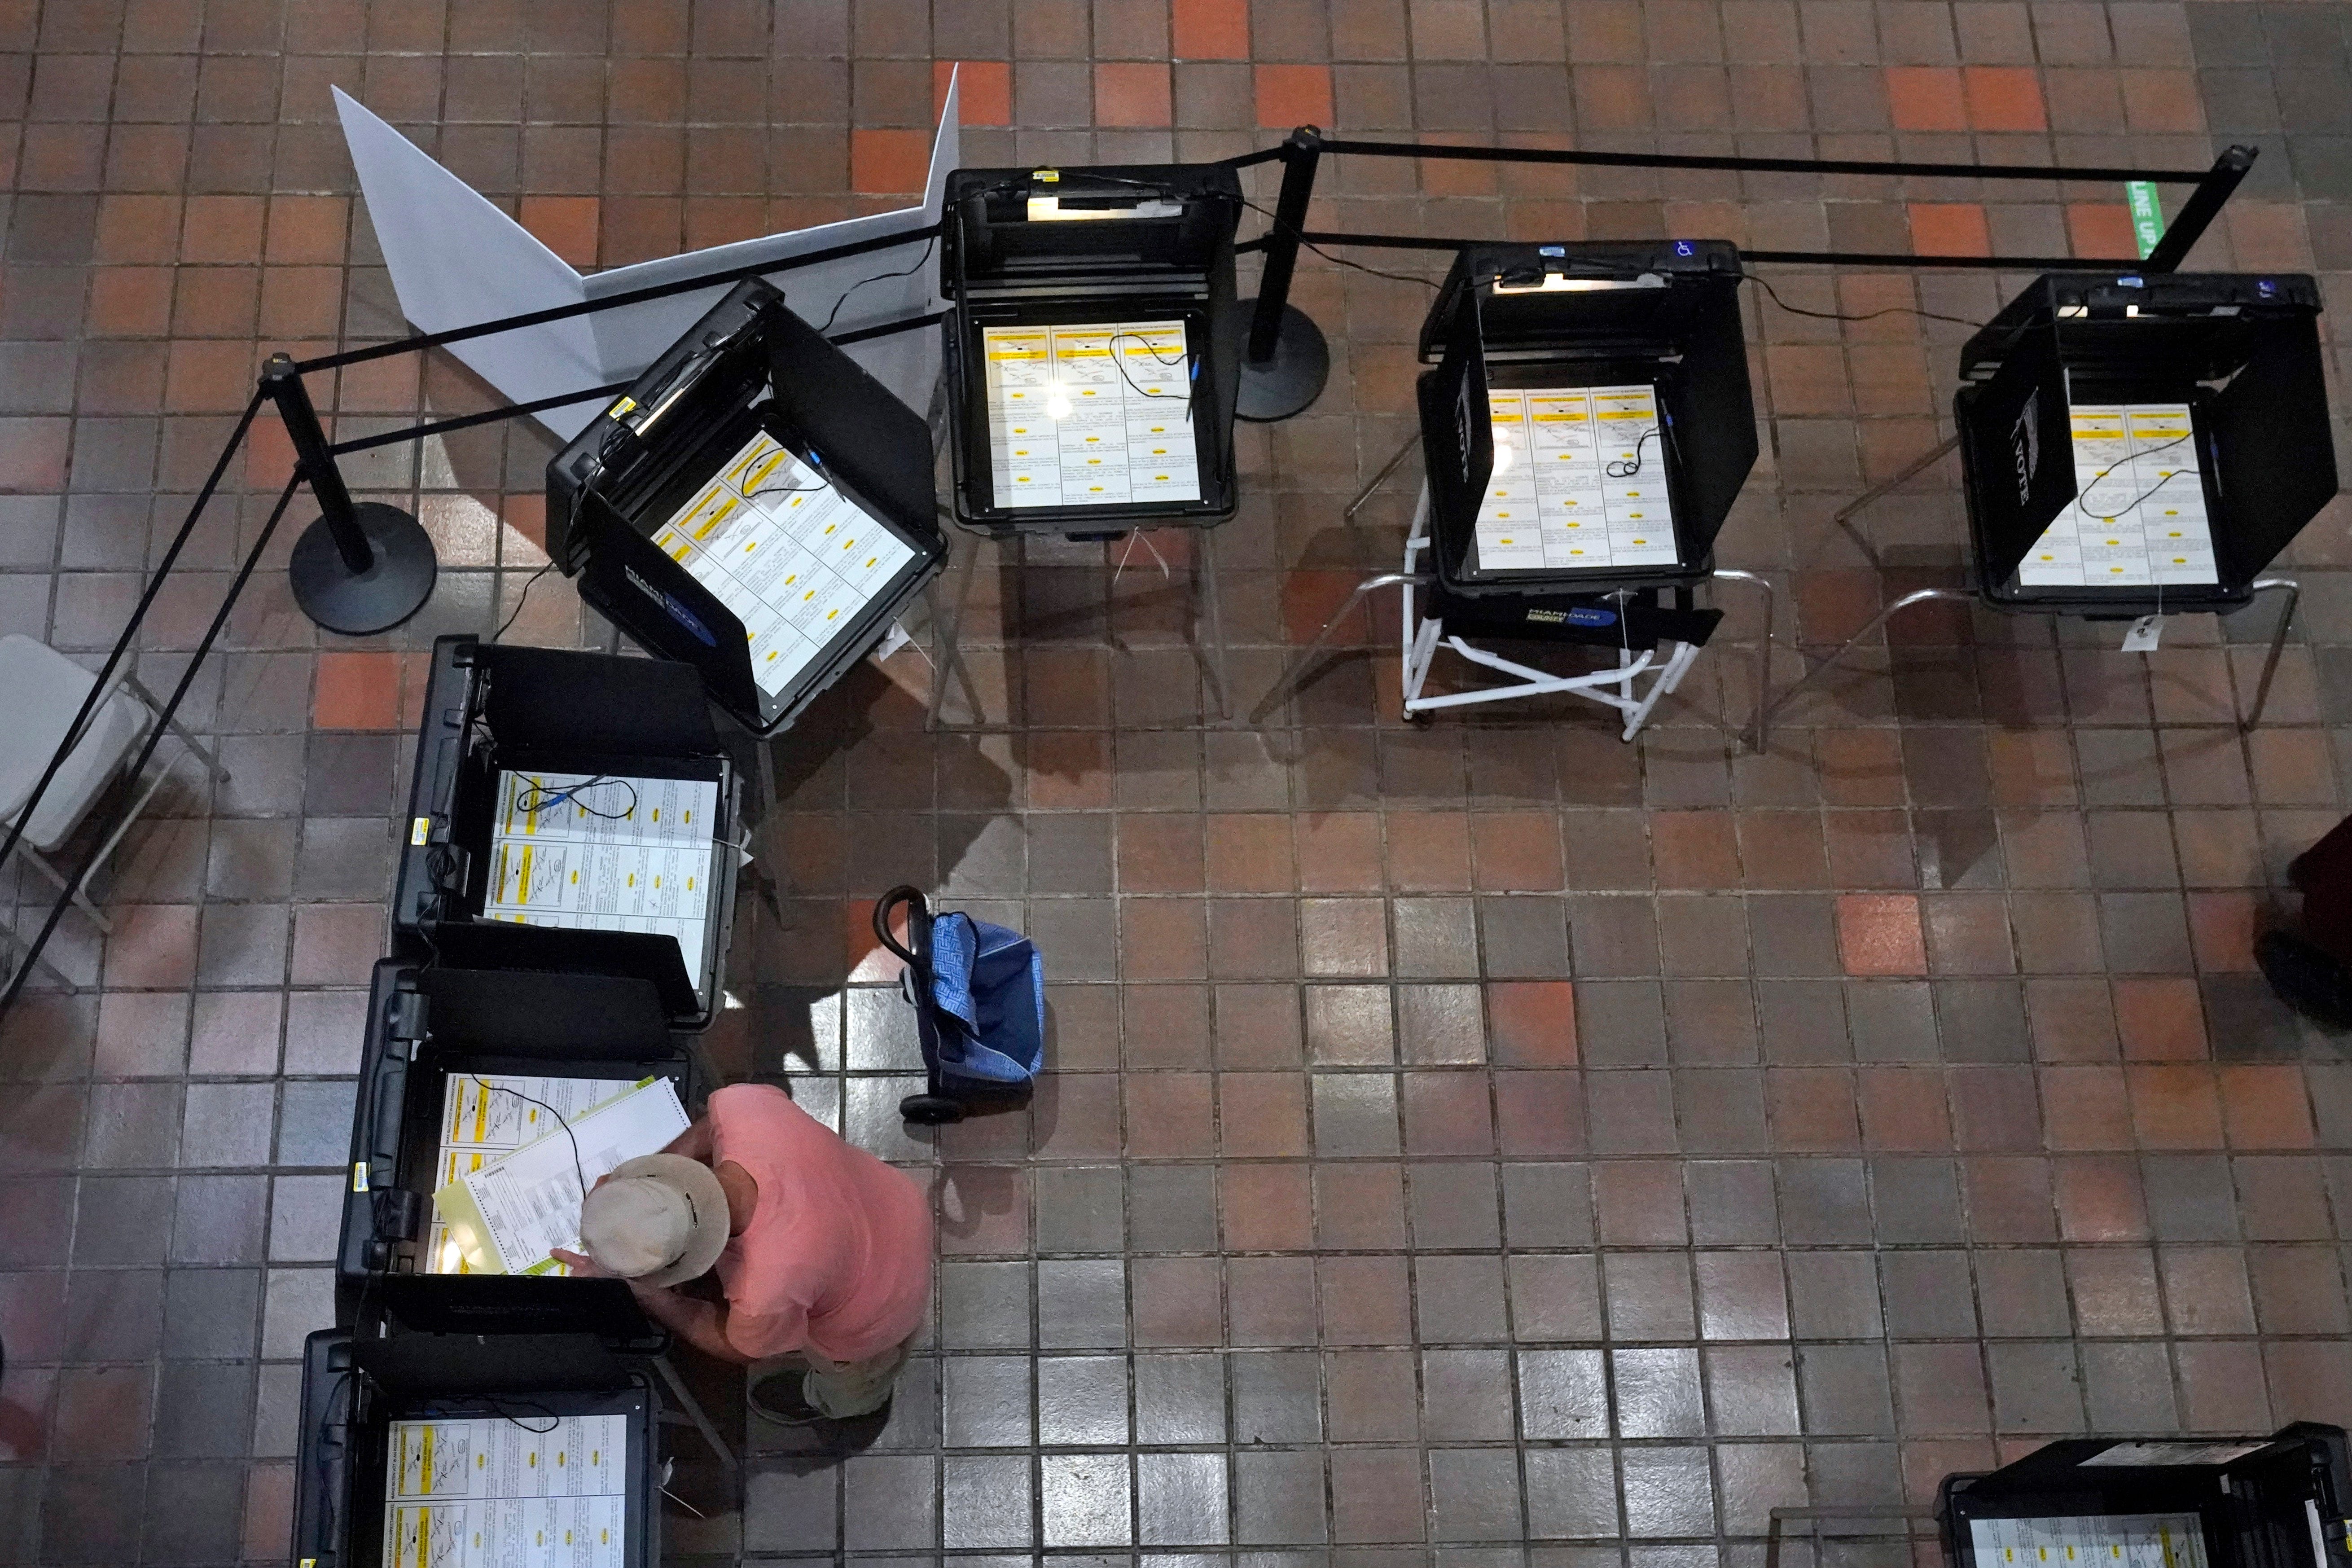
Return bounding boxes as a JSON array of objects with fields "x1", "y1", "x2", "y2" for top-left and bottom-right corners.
[{"x1": 2127, "y1": 181, "x2": 2164, "y2": 259}]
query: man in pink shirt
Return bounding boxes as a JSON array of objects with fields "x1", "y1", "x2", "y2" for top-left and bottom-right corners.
[{"x1": 553, "y1": 1082, "x2": 934, "y2": 1421}]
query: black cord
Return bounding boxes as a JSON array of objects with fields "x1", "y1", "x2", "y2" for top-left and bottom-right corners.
[
  {"x1": 2074, "y1": 429, "x2": 2197, "y2": 520},
  {"x1": 1105, "y1": 329, "x2": 1196, "y2": 423},
  {"x1": 818, "y1": 232, "x2": 938, "y2": 336},
  {"x1": 469, "y1": 1077, "x2": 591, "y2": 1232},
  {"x1": 494, "y1": 559, "x2": 556, "y2": 641},
  {"x1": 1741, "y1": 269, "x2": 1984, "y2": 329},
  {"x1": 1238, "y1": 195, "x2": 1442, "y2": 289},
  {"x1": 1604, "y1": 427, "x2": 1660, "y2": 479},
  {"x1": 513, "y1": 773, "x2": 639, "y2": 820}
]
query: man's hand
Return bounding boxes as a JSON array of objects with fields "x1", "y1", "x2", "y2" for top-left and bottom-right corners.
[{"x1": 550, "y1": 1247, "x2": 607, "y2": 1278}]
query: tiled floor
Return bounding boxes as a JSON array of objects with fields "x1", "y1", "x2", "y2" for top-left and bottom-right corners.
[{"x1": 3, "y1": 0, "x2": 2352, "y2": 1564}]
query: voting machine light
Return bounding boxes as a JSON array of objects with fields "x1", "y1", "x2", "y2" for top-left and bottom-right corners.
[
  {"x1": 334, "y1": 958, "x2": 702, "y2": 1325},
  {"x1": 293, "y1": 1325, "x2": 662, "y2": 1568},
  {"x1": 545, "y1": 278, "x2": 946, "y2": 738},
  {"x1": 394, "y1": 636, "x2": 741, "y2": 1032},
  {"x1": 1955, "y1": 271, "x2": 2334, "y2": 617},
  {"x1": 1417, "y1": 240, "x2": 1758, "y2": 598},
  {"x1": 1937, "y1": 1424, "x2": 2352, "y2": 1568},
  {"x1": 941, "y1": 162, "x2": 1244, "y2": 533}
]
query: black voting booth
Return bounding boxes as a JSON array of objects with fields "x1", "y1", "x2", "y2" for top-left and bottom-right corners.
[
  {"x1": 940, "y1": 162, "x2": 1244, "y2": 534},
  {"x1": 1940, "y1": 1425, "x2": 2352, "y2": 1568},
  {"x1": 1955, "y1": 271, "x2": 2336, "y2": 616},
  {"x1": 293, "y1": 1326, "x2": 663, "y2": 1568},
  {"x1": 335, "y1": 957, "x2": 701, "y2": 1313},
  {"x1": 394, "y1": 635, "x2": 741, "y2": 1032},
  {"x1": 1418, "y1": 239, "x2": 1757, "y2": 597},
  {"x1": 545, "y1": 277, "x2": 946, "y2": 738},
  {"x1": 1260, "y1": 239, "x2": 1770, "y2": 736}
]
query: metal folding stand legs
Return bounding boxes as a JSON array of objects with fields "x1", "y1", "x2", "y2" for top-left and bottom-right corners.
[
  {"x1": 1254, "y1": 488, "x2": 1776, "y2": 742},
  {"x1": 650, "y1": 1350, "x2": 740, "y2": 1483}
]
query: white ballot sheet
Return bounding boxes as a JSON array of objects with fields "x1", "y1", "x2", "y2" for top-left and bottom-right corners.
[
  {"x1": 1474, "y1": 384, "x2": 1681, "y2": 572},
  {"x1": 383, "y1": 1413, "x2": 628, "y2": 1568},
  {"x1": 482, "y1": 770, "x2": 719, "y2": 1002},
  {"x1": 1968, "y1": 1515, "x2": 2210, "y2": 1568},
  {"x1": 424, "y1": 1074, "x2": 644, "y2": 1276},
  {"x1": 431, "y1": 1076, "x2": 690, "y2": 1276},
  {"x1": 649, "y1": 430, "x2": 917, "y2": 700},
  {"x1": 983, "y1": 320, "x2": 1200, "y2": 509},
  {"x1": 2017, "y1": 401, "x2": 2216, "y2": 588}
]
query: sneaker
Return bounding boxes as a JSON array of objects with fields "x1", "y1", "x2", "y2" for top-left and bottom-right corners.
[{"x1": 746, "y1": 1370, "x2": 826, "y2": 1425}]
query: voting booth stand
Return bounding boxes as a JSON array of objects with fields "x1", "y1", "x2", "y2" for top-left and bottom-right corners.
[
  {"x1": 1753, "y1": 270, "x2": 2332, "y2": 751},
  {"x1": 545, "y1": 278, "x2": 950, "y2": 744},
  {"x1": 929, "y1": 162, "x2": 1246, "y2": 722},
  {"x1": 293, "y1": 1324, "x2": 665, "y2": 1568},
  {"x1": 1939, "y1": 1425, "x2": 2352, "y2": 1568},
  {"x1": 1263, "y1": 241, "x2": 1772, "y2": 738},
  {"x1": 394, "y1": 635, "x2": 742, "y2": 1033}
]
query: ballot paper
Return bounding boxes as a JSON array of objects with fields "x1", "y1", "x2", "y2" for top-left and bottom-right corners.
[
  {"x1": 482, "y1": 770, "x2": 718, "y2": 1002},
  {"x1": 2016, "y1": 402, "x2": 2217, "y2": 589},
  {"x1": 423, "y1": 1074, "x2": 644, "y2": 1277},
  {"x1": 383, "y1": 1413, "x2": 628, "y2": 1568},
  {"x1": 431, "y1": 1076, "x2": 690, "y2": 1276},
  {"x1": 982, "y1": 320, "x2": 1200, "y2": 509},
  {"x1": 647, "y1": 429, "x2": 917, "y2": 699},
  {"x1": 1474, "y1": 385, "x2": 1681, "y2": 572},
  {"x1": 1967, "y1": 1514, "x2": 2210, "y2": 1568}
]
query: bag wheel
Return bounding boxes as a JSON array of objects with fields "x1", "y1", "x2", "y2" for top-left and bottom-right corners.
[{"x1": 900, "y1": 1093, "x2": 966, "y2": 1125}]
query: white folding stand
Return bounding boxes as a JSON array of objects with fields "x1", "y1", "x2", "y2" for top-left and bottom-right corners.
[{"x1": 1258, "y1": 484, "x2": 1773, "y2": 742}]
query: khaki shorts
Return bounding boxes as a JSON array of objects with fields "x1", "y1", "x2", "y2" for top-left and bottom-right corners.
[{"x1": 755, "y1": 1338, "x2": 912, "y2": 1419}]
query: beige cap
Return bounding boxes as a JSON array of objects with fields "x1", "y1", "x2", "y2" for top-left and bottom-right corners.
[{"x1": 577, "y1": 1153, "x2": 730, "y2": 1287}]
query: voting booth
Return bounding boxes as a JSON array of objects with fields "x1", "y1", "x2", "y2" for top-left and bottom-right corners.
[
  {"x1": 1314, "y1": 239, "x2": 1766, "y2": 736},
  {"x1": 940, "y1": 162, "x2": 1244, "y2": 534},
  {"x1": 545, "y1": 278, "x2": 948, "y2": 738},
  {"x1": 336, "y1": 958, "x2": 702, "y2": 1316},
  {"x1": 394, "y1": 636, "x2": 741, "y2": 1032},
  {"x1": 1955, "y1": 271, "x2": 2335, "y2": 617},
  {"x1": 293, "y1": 1326, "x2": 663, "y2": 1568},
  {"x1": 1939, "y1": 1425, "x2": 2352, "y2": 1568}
]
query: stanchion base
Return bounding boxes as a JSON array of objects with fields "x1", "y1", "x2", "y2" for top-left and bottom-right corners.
[
  {"x1": 289, "y1": 503, "x2": 439, "y2": 636},
  {"x1": 1231, "y1": 300, "x2": 1330, "y2": 422}
]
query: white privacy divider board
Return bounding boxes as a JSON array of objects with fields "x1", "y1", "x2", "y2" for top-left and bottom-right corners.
[{"x1": 335, "y1": 72, "x2": 963, "y2": 442}]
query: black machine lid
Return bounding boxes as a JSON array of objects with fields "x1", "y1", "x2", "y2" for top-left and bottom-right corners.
[
  {"x1": 945, "y1": 163, "x2": 1243, "y2": 293},
  {"x1": 412, "y1": 966, "x2": 673, "y2": 1061},
  {"x1": 473, "y1": 641, "x2": 719, "y2": 761},
  {"x1": 353, "y1": 1326, "x2": 632, "y2": 1397},
  {"x1": 1418, "y1": 240, "x2": 1746, "y2": 364},
  {"x1": 377, "y1": 1275, "x2": 658, "y2": 1352}
]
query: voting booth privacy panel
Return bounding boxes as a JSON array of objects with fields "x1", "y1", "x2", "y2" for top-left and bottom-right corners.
[
  {"x1": 294, "y1": 1326, "x2": 662, "y2": 1568},
  {"x1": 1956, "y1": 271, "x2": 2334, "y2": 617},
  {"x1": 1418, "y1": 239, "x2": 1757, "y2": 599},
  {"x1": 942, "y1": 163, "x2": 1245, "y2": 534},
  {"x1": 1940, "y1": 1424, "x2": 2352, "y2": 1568},
  {"x1": 546, "y1": 278, "x2": 948, "y2": 738},
  {"x1": 336, "y1": 957, "x2": 701, "y2": 1315},
  {"x1": 394, "y1": 636, "x2": 741, "y2": 1032}
]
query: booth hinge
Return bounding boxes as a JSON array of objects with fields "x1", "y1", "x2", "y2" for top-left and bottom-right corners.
[
  {"x1": 373, "y1": 1187, "x2": 425, "y2": 1243},
  {"x1": 387, "y1": 988, "x2": 429, "y2": 1049}
]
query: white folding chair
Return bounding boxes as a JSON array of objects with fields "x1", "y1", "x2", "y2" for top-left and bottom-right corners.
[{"x1": 0, "y1": 635, "x2": 229, "y2": 974}]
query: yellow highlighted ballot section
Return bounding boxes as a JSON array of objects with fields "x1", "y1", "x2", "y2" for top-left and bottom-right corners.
[
  {"x1": 431, "y1": 1077, "x2": 688, "y2": 1277},
  {"x1": 1967, "y1": 1515, "x2": 2211, "y2": 1568},
  {"x1": 383, "y1": 1413, "x2": 627, "y2": 1568},
  {"x1": 1475, "y1": 385, "x2": 1681, "y2": 572},
  {"x1": 482, "y1": 770, "x2": 718, "y2": 1004},
  {"x1": 2018, "y1": 402, "x2": 2216, "y2": 588},
  {"x1": 983, "y1": 321, "x2": 1200, "y2": 509},
  {"x1": 422, "y1": 1074, "x2": 642, "y2": 1276},
  {"x1": 649, "y1": 429, "x2": 916, "y2": 698}
]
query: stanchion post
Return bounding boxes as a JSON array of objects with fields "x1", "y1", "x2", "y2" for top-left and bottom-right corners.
[
  {"x1": 1233, "y1": 127, "x2": 1331, "y2": 422},
  {"x1": 2141, "y1": 145, "x2": 2256, "y2": 274},
  {"x1": 263, "y1": 352, "x2": 438, "y2": 636}
]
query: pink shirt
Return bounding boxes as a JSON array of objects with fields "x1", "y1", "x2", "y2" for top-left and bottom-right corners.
[{"x1": 706, "y1": 1084, "x2": 934, "y2": 1363}]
